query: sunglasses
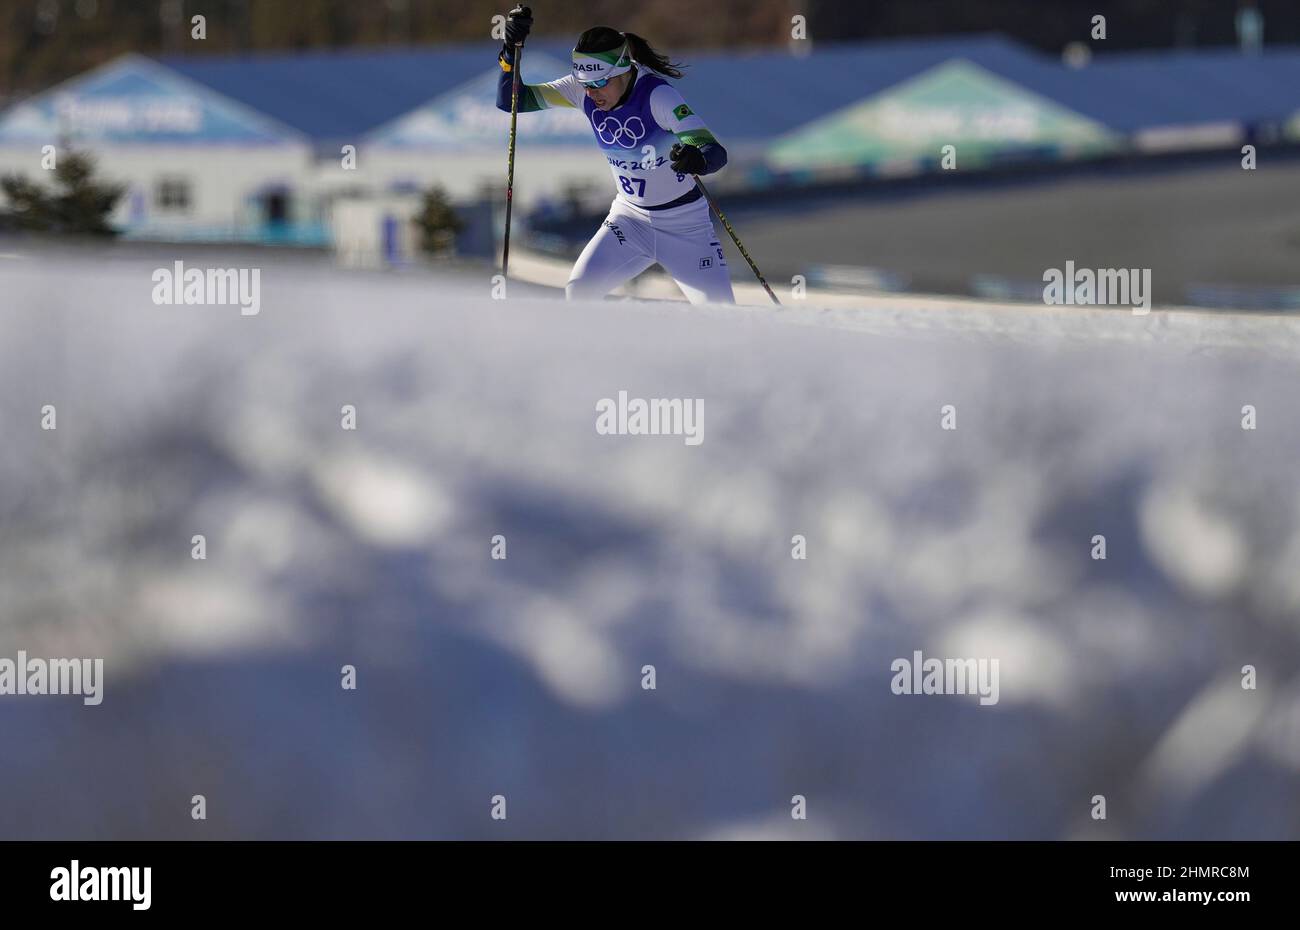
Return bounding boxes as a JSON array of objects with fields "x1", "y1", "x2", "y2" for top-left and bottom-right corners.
[{"x1": 579, "y1": 76, "x2": 612, "y2": 89}]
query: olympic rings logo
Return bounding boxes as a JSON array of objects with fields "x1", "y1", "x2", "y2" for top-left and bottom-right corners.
[{"x1": 592, "y1": 113, "x2": 646, "y2": 148}]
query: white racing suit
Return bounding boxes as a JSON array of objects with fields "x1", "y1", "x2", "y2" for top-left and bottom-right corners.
[
  {"x1": 568, "y1": 195, "x2": 733, "y2": 304},
  {"x1": 498, "y1": 52, "x2": 735, "y2": 304}
]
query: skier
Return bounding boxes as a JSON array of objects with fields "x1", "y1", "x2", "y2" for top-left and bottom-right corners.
[{"x1": 496, "y1": 6, "x2": 735, "y2": 305}]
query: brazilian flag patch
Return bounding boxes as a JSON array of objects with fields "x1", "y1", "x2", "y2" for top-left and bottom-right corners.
[{"x1": 673, "y1": 103, "x2": 693, "y2": 121}]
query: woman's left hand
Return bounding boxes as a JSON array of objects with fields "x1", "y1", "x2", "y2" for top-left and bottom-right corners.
[{"x1": 669, "y1": 143, "x2": 707, "y2": 175}]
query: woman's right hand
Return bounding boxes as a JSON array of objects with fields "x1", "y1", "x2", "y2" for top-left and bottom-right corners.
[{"x1": 505, "y1": 6, "x2": 533, "y2": 47}]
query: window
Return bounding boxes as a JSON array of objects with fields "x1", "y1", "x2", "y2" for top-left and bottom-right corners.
[{"x1": 155, "y1": 177, "x2": 191, "y2": 213}]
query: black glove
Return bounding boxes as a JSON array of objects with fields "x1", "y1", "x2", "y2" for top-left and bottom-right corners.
[
  {"x1": 670, "y1": 142, "x2": 707, "y2": 175},
  {"x1": 505, "y1": 5, "x2": 533, "y2": 46}
]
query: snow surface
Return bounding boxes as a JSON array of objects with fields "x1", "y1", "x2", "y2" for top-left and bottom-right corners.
[{"x1": 1, "y1": 248, "x2": 1298, "y2": 838}]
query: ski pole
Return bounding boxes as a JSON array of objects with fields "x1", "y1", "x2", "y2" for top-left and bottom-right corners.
[
  {"x1": 502, "y1": 39, "x2": 525, "y2": 278},
  {"x1": 692, "y1": 174, "x2": 779, "y2": 305}
]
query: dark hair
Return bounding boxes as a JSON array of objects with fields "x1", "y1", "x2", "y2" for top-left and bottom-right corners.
[{"x1": 575, "y1": 26, "x2": 686, "y2": 79}]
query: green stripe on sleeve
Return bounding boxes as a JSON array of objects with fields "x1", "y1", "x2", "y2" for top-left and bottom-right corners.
[
  {"x1": 675, "y1": 129, "x2": 717, "y2": 147},
  {"x1": 508, "y1": 84, "x2": 544, "y2": 112}
]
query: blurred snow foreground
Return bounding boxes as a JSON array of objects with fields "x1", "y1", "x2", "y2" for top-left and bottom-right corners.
[{"x1": 1, "y1": 247, "x2": 1299, "y2": 840}]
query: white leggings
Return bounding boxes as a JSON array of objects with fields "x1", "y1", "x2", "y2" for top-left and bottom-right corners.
[{"x1": 566, "y1": 197, "x2": 736, "y2": 305}]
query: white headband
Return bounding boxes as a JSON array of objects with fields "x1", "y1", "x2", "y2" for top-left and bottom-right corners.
[{"x1": 572, "y1": 38, "x2": 633, "y2": 84}]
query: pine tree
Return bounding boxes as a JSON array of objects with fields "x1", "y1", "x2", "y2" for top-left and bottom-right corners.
[
  {"x1": 0, "y1": 174, "x2": 54, "y2": 231},
  {"x1": 413, "y1": 185, "x2": 465, "y2": 255},
  {"x1": 0, "y1": 148, "x2": 125, "y2": 236}
]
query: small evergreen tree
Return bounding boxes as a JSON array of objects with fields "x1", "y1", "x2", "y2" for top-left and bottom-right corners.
[
  {"x1": 0, "y1": 148, "x2": 125, "y2": 236},
  {"x1": 0, "y1": 174, "x2": 55, "y2": 231},
  {"x1": 412, "y1": 185, "x2": 464, "y2": 255}
]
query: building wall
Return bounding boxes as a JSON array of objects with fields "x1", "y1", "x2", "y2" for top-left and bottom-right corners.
[
  {"x1": 0, "y1": 140, "x2": 615, "y2": 241},
  {"x1": 351, "y1": 148, "x2": 610, "y2": 212},
  {"x1": 0, "y1": 143, "x2": 314, "y2": 238}
]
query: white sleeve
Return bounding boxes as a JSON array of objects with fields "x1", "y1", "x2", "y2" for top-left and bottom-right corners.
[
  {"x1": 648, "y1": 83, "x2": 713, "y2": 140},
  {"x1": 534, "y1": 73, "x2": 586, "y2": 110}
]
